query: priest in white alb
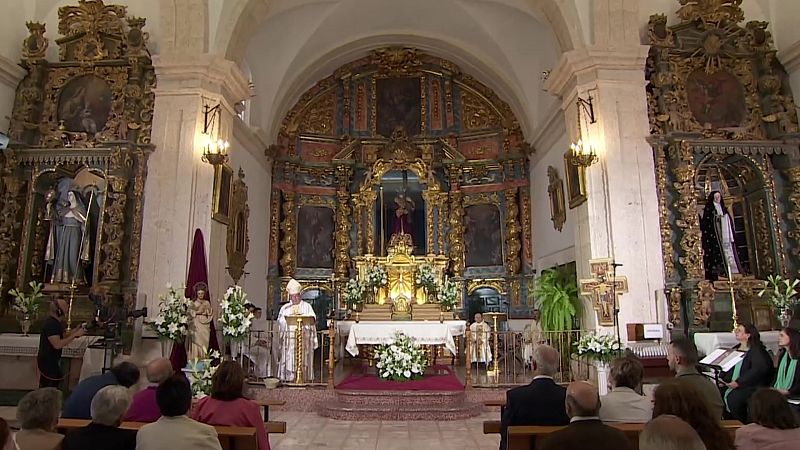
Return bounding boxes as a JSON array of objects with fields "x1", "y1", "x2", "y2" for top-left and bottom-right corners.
[
  {"x1": 523, "y1": 309, "x2": 545, "y2": 367},
  {"x1": 469, "y1": 312, "x2": 492, "y2": 365},
  {"x1": 277, "y1": 279, "x2": 318, "y2": 382}
]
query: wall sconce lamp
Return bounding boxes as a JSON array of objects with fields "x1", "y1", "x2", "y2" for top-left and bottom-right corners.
[
  {"x1": 569, "y1": 96, "x2": 598, "y2": 168},
  {"x1": 200, "y1": 103, "x2": 230, "y2": 166}
]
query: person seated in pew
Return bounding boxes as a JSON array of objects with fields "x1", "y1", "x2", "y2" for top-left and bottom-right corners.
[
  {"x1": 734, "y1": 387, "x2": 800, "y2": 450},
  {"x1": 640, "y1": 415, "x2": 706, "y2": 450},
  {"x1": 720, "y1": 323, "x2": 774, "y2": 423},
  {"x1": 135, "y1": 376, "x2": 222, "y2": 450},
  {"x1": 652, "y1": 379, "x2": 734, "y2": 450},
  {"x1": 773, "y1": 327, "x2": 800, "y2": 397},
  {"x1": 499, "y1": 345, "x2": 569, "y2": 450},
  {"x1": 14, "y1": 388, "x2": 64, "y2": 450},
  {"x1": 124, "y1": 358, "x2": 173, "y2": 423},
  {"x1": 62, "y1": 385, "x2": 136, "y2": 450},
  {"x1": 62, "y1": 361, "x2": 140, "y2": 420},
  {"x1": 0, "y1": 418, "x2": 16, "y2": 450},
  {"x1": 667, "y1": 337, "x2": 724, "y2": 419},
  {"x1": 599, "y1": 356, "x2": 652, "y2": 423},
  {"x1": 540, "y1": 381, "x2": 632, "y2": 450},
  {"x1": 192, "y1": 361, "x2": 270, "y2": 450}
]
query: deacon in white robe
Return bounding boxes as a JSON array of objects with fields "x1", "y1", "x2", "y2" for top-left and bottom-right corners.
[
  {"x1": 523, "y1": 309, "x2": 545, "y2": 367},
  {"x1": 469, "y1": 313, "x2": 492, "y2": 364},
  {"x1": 277, "y1": 279, "x2": 318, "y2": 382}
]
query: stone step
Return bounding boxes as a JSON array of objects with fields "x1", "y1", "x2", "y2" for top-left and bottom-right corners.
[
  {"x1": 333, "y1": 389, "x2": 467, "y2": 407},
  {"x1": 317, "y1": 398, "x2": 483, "y2": 421}
]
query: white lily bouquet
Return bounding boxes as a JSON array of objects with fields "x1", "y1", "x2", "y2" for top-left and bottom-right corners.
[
  {"x1": 186, "y1": 348, "x2": 220, "y2": 398},
  {"x1": 574, "y1": 332, "x2": 621, "y2": 364},
  {"x1": 436, "y1": 278, "x2": 459, "y2": 311},
  {"x1": 150, "y1": 284, "x2": 190, "y2": 342},
  {"x1": 415, "y1": 264, "x2": 437, "y2": 293},
  {"x1": 374, "y1": 331, "x2": 428, "y2": 382},
  {"x1": 757, "y1": 274, "x2": 800, "y2": 310},
  {"x1": 8, "y1": 281, "x2": 44, "y2": 317},
  {"x1": 365, "y1": 264, "x2": 388, "y2": 289},
  {"x1": 344, "y1": 278, "x2": 365, "y2": 310},
  {"x1": 219, "y1": 285, "x2": 254, "y2": 342}
]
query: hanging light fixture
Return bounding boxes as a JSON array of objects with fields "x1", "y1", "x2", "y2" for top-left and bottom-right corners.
[
  {"x1": 200, "y1": 102, "x2": 230, "y2": 166},
  {"x1": 569, "y1": 96, "x2": 598, "y2": 168}
]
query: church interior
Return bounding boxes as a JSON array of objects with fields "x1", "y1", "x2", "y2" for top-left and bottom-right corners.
[{"x1": 0, "y1": 0, "x2": 799, "y2": 449}]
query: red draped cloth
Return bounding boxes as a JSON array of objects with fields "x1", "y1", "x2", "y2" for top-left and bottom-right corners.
[{"x1": 169, "y1": 229, "x2": 220, "y2": 373}]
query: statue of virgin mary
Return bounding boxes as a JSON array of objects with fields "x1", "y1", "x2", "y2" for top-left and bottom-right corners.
[{"x1": 186, "y1": 282, "x2": 216, "y2": 361}]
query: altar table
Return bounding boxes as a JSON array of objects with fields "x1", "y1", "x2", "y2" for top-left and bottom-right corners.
[
  {"x1": 0, "y1": 333, "x2": 102, "y2": 390},
  {"x1": 694, "y1": 331, "x2": 781, "y2": 356},
  {"x1": 340, "y1": 320, "x2": 466, "y2": 357}
]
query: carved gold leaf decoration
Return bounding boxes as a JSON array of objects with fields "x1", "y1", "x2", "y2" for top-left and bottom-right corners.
[
  {"x1": 676, "y1": 0, "x2": 744, "y2": 24},
  {"x1": 59, "y1": 0, "x2": 127, "y2": 36},
  {"x1": 298, "y1": 91, "x2": 335, "y2": 135},
  {"x1": 460, "y1": 89, "x2": 501, "y2": 130},
  {"x1": 371, "y1": 47, "x2": 422, "y2": 75}
]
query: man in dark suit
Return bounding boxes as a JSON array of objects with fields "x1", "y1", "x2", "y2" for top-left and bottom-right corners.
[
  {"x1": 62, "y1": 385, "x2": 136, "y2": 450},
  {"x1": 500, "y1": 344, "x2": 569, "y2": 450},
  {"x1": 540, "y1": 381, "x2": 633, "y2": 450}
]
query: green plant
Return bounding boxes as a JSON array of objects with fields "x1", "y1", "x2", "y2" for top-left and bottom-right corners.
[
  {"x1": 533, "y1": 268, "x2": 580, "y2": 331},
  {"x1": 9, "y1": 281, "x2": 45, "y2": 316},
  {"x1": 758, "y1": 275, "x2": 800, "y2": 311}
]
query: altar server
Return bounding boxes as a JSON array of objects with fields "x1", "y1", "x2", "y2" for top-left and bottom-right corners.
[
  {"x1": 523, "y1": 309, "x2": 545, "y2": 367},
  {"x1": 243, "y1": 304, "x2": 273, "y2": 379},
  {"x1": 470, "y1": 312, "x2": 492, "y2": 365},
  {"x1": 276, "y1": 279, "x2": 318, "y2": 382}
]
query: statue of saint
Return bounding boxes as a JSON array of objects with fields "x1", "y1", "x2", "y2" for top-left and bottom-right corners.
[
  {"x1": 187, "y1": 283, "x2": 214, "y2": 362},
  {"x1": 49, "y1": 190, "x2": 90, "y2": 284},
  {"x1": 392, "y1": 193, "x2": 415, "y2": 240},
  {"x1": 700, "y1": 190, "x2": 742, "y2": 280}
]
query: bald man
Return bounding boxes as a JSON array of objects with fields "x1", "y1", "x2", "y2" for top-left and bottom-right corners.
[
  {"x1": 38, "y1": 297, "x2": 86, "y2": 387},
  {"x1": 640, "y1": 415, "x2": 706, "y2": 450},
  {"x1": 540, "y1": 381, "x2": 632, "y2": 450},
  {"x1": 125, "y1": 358, "x2": 174, "y2": 423},
  {"x1": 500, "y1": 345, "x2": 569, "y2": 450}
]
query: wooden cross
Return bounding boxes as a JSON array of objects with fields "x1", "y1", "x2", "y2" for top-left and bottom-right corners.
[{"x1": 579, "y1": 259, "x2": 629, "y2": 327}]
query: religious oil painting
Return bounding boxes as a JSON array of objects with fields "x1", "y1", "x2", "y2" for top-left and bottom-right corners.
[
  {"x1": 686, "y1": 69, "x2": 746, "y2": 129},
  {"x1": 563, "y1": 150, "x2": 587, "y2": 209},
  {"x1": 376, "y1": 77, "x2": 422, "y2": 137},
  {"x1": 57, "y1": 75, "x2": 113, "y2": 134},
  {"x1": 213, "y1": 164, "x2": 233, "y2": 224},
  {"x1": 464, "y1": 204, "x2": 502, "y2": 267},
  {"x1": 297, "y1": 206, "x2": 335, "y2": 268}
]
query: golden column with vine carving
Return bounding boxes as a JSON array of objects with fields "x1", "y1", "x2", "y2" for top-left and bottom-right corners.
[
  {"x1": 654, "y1": 144, "x2": 675, "y2": 280},
  {"x1": 335, "y1": 166, "x2": 353, "y2": 277},
  {"x1": 436, "y1": 192, "x2": 448, "y2": 255},
  {"x1": 448, "y1": 190, "x2": 465, "y2": 275},
  {"x1": 363, "y1": 189, "x2": 377, "y2": 255},
  {"x1": 670, "y1": 141, "x2": 704, "y2": 279},
  {"x1": 785, "y1": 167, "x2": 800, "y2": 255},
  {"x1": 505, "y1": 187, "x2": 521, "y2": 276},
  {"x1": 0, "y1": 153, "x2": 22, "y2": 285},
  {"x1": 519, "y1": 188, "x2": 533, "y2": 268},
  {"x1": 422, "y1": 190, "x2": 436, "y2": 253},
  {"x1": 279, "y1": 191, "x2": 297, "y2": 277}
]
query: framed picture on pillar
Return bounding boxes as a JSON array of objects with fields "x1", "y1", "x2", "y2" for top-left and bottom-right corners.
[
  {"x1": 564, "y1": 150, "x2": 587, "y2": 209},
  {"x1": 212, "y1": 164, "x2": 233, "y2": 224},
  {"x1": 547, "y1": 166, "x2": 566, "y2": 232}
]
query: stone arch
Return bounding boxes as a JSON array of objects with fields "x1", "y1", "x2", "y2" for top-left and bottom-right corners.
[{"x1": 159, "y1": 0, "x2": 209, "y2": 53}]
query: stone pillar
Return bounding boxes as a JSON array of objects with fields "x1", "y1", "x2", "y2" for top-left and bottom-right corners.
[
  {"x1": 546, "y1": 46, "x2": 665, "y2": 333},
  {"x1": 137, "y1": 53, "x2": 250, "y2": 313}
]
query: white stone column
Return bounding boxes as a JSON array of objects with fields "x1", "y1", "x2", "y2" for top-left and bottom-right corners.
[
  {"x1": 137, "y1": 53, "x2": 250, "y2": 314},
  {"x1": 546, "y1": 47, "x2": 665, "y2": 335}
]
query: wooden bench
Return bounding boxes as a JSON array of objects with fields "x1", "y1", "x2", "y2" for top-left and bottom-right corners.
[
  {"x1": 484, "y1": 400, "x2": 506, "y2": 416},
  {"x1": 504, "y1": 420, "x2": 744, "y2": 450},
  {"x1": 483, "y1": 420, "x2": 501, "y2": 434},
  {"x1": 253, "y1": 398, "x2": 286, "y2": 421}
]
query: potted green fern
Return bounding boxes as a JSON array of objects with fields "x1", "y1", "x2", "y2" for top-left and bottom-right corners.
[{"x1": 533, "y1": 268, "x2": 581, "y2": 331}]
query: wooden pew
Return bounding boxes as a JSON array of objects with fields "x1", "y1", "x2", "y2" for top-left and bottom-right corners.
[
  {"x1": 505, "y1": 420, "x2": 744, "y2": 450},
  {"x1": 483, "y1": 420, "x2": 501, "y2": 434},
  {"x1": 253, "y1": 398, "x2": 286, "y2": 421}
]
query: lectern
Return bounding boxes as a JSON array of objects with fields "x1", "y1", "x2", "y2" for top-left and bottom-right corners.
[
  {"x1": 285, "y1": 314, "x2": 316, "y2": 385},
  {"x1": 483, "y1": 312, "x2": 507, "y2": 375}
]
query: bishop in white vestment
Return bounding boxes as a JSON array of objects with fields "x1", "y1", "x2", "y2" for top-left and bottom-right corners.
[
  {"x1": 469, "y1": 313, "x2": 492, "y2": 364},
  {"x1": 277, "y1": 279, "x2": 318, "y2": 382}
]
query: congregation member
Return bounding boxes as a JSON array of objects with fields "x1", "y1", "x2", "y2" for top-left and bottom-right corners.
[
  {"x1": 136, "y1": 376, "x2": 222, "y2": 450},
  {"x1": 652, "y1": 379, "x2": 735, "y2": 450},
  {"x1": 192, "y1": 361, "x2": 270, "y2": 450},
  {"x1": 773, "y1": 327, "x2": 800, "y2": 396},
  {"x1": 0, "y1": 418, "x2": 16, "y2": 450},
  {"x1": 639, "y1": 415, "x2": 707, "y2": 450},
  {"x1": 667, "y1": 337, "x2": 724, "y2": 419},
  {"x1": 499, "y1": 345, "x2": 569, "y2": 450},
  {"x1": 62, "y1": 361, "x2": 140, "y2": 419},
  {"x1": 722, "y1": 323, "x2": 774, "y2": 422},
  {"x1": 38, "y1": 298, "x2": 85, "y2": 388},
  {"x1": 469, "y1": 312, "x2": 492, "y2": 366},
  {"x1": 124, "y1": 358, "x2": 173, "y2": 422},
  {"x1": 540, "y1": 381, "x2": 632, "y2": 450},
  {"x1": 599, "y1": 356, "x2": 652, "y2": 423},
  {"x1": 62, "y1": 386, "x2": 136, "y2": 450},
  {"x1": 734, "y1": 387, "x2": 800, "y2": 450},
  {"x1": 14, "y1": 388, "x2": 64, "y2": 450}
]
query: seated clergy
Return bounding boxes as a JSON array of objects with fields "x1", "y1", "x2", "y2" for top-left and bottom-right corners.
[
  {"x1": 125, "y1": 358, "x2": 173, "y2": 423},
  {"x1": 62, "y1": 385, "x2": 137, "y2": 450},
  {"x1": 62, "y1": 361, "x2": 140, "y2": 419},
  {"x1": 469, "y1": 313, "x2": 492, "y2": 365},
  {"x1": 276, "y1": 279, "x2": 317, "y2": 383},
  {"x1": 243, "y1": 303, "x2": 273, "y2": 379},
  {"x1": 599, "y1": 356, "x2": 652, "y2": 423}
]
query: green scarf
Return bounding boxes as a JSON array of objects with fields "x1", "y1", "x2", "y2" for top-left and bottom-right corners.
[
  {"x1": 774, "y1": 351, "x2": 798, "y2": 391},
  {"x1": 724, "y1": 360, "x2": 743, "y2": 412}
]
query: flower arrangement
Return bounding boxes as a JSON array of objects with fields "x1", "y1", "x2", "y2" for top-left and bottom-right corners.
[
  {"x1": 219, "y1": 285, "x2": 254, "y2": 342},
  {"x1": 758, "y1": 275, "x2": 800, "y2": 310},
  {"x1": 8, "y1": 281, "x2": 44, "y2": 317},
  {"x1": 343, "y1": 278, "x2": 365, "y2": 310},
  {"x1": 150, "y1": 284, "x2": 190, "y2": 342},
  {"x1": 436, "y1": 278, "x2": 459, "y2": 311},
  {"x1": 365, "y1": 264, "x2": 388, "y2": 289},
  {"x1": 186, "y1": 348, "x2": 220, "y2": 398},
  {"x1": 415, "y1": 264, "x2": 437, "y2": 293},
  {"x1": 574, "y1": 332, "x2": 621, "y2": 364},
  {"x1": 374, "y1": 331, "x2": 428, "y2": 382}
]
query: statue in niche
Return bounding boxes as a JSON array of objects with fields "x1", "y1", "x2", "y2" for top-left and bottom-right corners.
[
  {"x1": 46, "y1": 187, "x2": 91, "y2": 285},
  {"x1": 700, "y1": 190, "x2": 742, "y2": 280},
  {"x1": 392, "y1": 193, "x2": 415, "y2": 241}
]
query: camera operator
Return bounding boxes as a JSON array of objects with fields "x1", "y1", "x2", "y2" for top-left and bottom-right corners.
[{"x1": 38, "y1": 297, "x2": 86, "y2": 388}]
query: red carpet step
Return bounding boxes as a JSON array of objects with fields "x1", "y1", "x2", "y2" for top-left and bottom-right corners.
[{"x1": 317, "y1": 389, "x2": 484, "y2": 421}]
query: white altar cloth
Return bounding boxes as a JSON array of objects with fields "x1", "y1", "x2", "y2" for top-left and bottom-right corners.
[
  {"x1": 341, "y1": 320, "x2": 466, "y2": 357},
  {"x1": 0, "y1": 333, "x2": 102, "y2": 382},
  {"x1": 694, "y1": 331, "x2": 781, "y2": 356}
]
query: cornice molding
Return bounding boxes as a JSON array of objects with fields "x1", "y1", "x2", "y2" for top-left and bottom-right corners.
[
  {"x1": 779, "y1": 40, "x2": 800, "y2": 74},
  {"x1": 152, "y1": 53, "x2": 251, "y2": 109},
  {"x1": 0, "y1": 54, "x2": 26, "y2": 90}
]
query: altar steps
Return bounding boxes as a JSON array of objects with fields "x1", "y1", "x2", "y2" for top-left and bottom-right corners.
[{"x1": 317, "y1": 389, "x2": 483, "y2": 421}]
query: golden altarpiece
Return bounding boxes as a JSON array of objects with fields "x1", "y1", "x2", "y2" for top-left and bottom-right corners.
[
  {"x1": 0, "y1": 0, "x2": 155, "y2": 330},
  {"x1": 267, "y1": 48, "x2": 535, "y2": 322},
  {"x1": 647, "y1": 1, "x2": 800, "y2": 333}
]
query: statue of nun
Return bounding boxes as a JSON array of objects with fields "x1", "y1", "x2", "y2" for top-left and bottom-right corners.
[
  {"x1": 700, "y1": 190, "x2": 742, "y2": 280},
  {"x1": 50, "y1": 190, "x2": 90, "y2": 284}
]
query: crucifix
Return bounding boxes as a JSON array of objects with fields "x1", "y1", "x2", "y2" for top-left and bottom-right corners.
[{"x1": 579, "y1": 259, "x2": 629, "y2": 327}]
